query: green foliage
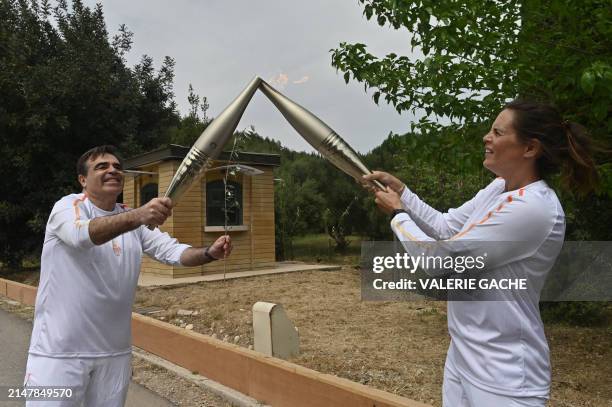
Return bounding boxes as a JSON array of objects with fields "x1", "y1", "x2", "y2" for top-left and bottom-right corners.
[
  {"x1": 323, "y1": 197, "x2": 359, "y2": 252},
  {"x1": 0, "y1": 0, "x2": 179, "y2": 266},
  {"x1": 331, "y1": 0, "x2": 611, "y2": 137},
  {"x1": 291, "y1": 233, "x2": 363, "y2": 265},
  {"x1": 331, "y1": 0, "x2": 612, "y2": 242},
  {"x1": 276, "y1": 174, "x2": 326, "y2": 259},
  {"x1": 540, "y1": 302, "x2": 609, "y2": 326},
  {"x1": 329, "y1": 0, "x2": 612, "y2": 326},
  {"x1": 332, "y1": 1, "x2": 521, "y2": 127},
  {"x1": 168, "y1": 84, "x2": 210, "y2": 146}
]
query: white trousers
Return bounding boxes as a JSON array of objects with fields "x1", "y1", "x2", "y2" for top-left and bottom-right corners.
[
  {"x1": 443, "y1": 357, "x2": 547, "y2": 407},
  {"x1": 24, "y1": 353, "x2": 132, "y2": 407}
]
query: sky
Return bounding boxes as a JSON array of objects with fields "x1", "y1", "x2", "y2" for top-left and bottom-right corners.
[{"x1": 85, "y1": 0, "x2": 420, "y2": 153}]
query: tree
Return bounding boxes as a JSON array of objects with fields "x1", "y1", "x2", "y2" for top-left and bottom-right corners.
[
  {"x1": 0, "y1": 0, "x2": 179, "y2": 267},
  {"x1": 275, "y1": 174, "x2": 325, "y2": 259},
  {"x1": 169, "y1": 84, "x2": 210, "y2": 146},
  {"x1": 331, "y1": 0, "x2": 611, "y2": 138},
  {"x1": 331, "y1": 0, "x2": 612, "y2": 323},
  {"x1": 323, "y1": 196, "x2": 359, "y2": 252},
  {"x1": 331, "y1": 0, "x2": 611, "y2": 239}
]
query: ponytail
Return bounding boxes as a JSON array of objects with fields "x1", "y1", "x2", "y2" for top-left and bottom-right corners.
[
  {"x1": 562, "y1": 121, "x2": 598, "y2": 195},
  {"x1": 504, "y1": 100, "x2": 598, "y2": 196}
]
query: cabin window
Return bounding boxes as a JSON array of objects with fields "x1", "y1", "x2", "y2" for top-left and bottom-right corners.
[
  {"x1": 140, "y1": 183, "x2": 158, "y2": 206},
  {"x1": 206, "y1": 180, "x2": 242, "y2": 226}
]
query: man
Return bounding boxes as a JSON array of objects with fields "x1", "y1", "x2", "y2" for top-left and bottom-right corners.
[{"x1": 24, "y1": 145, "x2": 232, "y2": 406}]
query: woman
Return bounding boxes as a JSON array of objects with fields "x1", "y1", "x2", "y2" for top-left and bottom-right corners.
[{"x1": 364, "y1": 101, "x2": 597, "y2": 407}]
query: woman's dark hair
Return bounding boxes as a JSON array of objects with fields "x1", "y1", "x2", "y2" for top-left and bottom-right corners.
[
  {"x1": 76, "y1": 145, "x2": 123, "y2": 177},
  {"x1": 504, "y1": 100, "x2": 598, "y2": 196}
]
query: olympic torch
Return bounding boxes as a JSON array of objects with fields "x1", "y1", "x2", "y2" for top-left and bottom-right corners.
[
  {"x1": 258, "y1": 80, "x2": 384, "y2": 190},
  {"x1": 148, "y1": 76, "x2": 262, "y2": 229}
]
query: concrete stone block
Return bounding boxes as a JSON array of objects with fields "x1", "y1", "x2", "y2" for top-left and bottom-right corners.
[{"x1": 252, "y1": 301, "x2": 299, "y2": 359}]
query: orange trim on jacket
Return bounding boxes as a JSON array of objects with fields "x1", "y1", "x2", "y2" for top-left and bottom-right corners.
[
  {"x1": 72, "y1": 194, "x2": 88, "y2": 227},
  {"x1": 449, "y1": 190, "x2": 523, "y2": 240}
]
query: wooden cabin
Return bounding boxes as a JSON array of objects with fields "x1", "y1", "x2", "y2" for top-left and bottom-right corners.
[{"x1": 123, "y1": 144, "x2": 280, "y2": 278}]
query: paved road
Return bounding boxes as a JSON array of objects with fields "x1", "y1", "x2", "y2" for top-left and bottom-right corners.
[{"x1": 0, "y1": 308, "x2": 173, "y2": 406}]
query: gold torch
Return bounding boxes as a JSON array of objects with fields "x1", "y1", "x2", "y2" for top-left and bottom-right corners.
[
  {"x1": 258, "y1": 80, "x2": 384, "y2": 190},
  {"x1": 148, "y1": 76, "x2": 262, "y2": 229}
]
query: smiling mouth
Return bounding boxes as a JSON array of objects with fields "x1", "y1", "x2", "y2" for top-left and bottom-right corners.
[{"x1": 485, "y1": 148, "x2": 493, "y2": 154}]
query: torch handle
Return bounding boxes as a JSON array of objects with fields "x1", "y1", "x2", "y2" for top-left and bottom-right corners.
[{"x1": 372, "y1": 179, "x2": 386, "y2": 190}]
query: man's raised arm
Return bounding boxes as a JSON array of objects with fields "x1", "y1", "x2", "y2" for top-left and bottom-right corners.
[{"x1": 89, "y1": 198, "x2": 173, "y2": 245}]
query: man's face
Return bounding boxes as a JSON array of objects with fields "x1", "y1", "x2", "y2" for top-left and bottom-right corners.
[{"x1": 78, "y1": 153, "x2": 124, "y2": 199}]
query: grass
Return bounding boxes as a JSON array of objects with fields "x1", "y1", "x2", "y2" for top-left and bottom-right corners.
[{"x1": 288, "y1": 233, "x2": 365, "y2": 265}]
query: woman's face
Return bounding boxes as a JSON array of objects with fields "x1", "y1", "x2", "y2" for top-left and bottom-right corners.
[{"x1": 482, "y1": 109, "x2": 532, "y2": 177}]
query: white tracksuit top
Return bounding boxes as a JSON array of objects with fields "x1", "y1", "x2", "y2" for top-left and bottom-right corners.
[
  {"x1": 29, "y1": 194, "x2": 190, "y2": 358},
  {"x1": 390, "y1": 178, "x2": 565, "y2": 397}
]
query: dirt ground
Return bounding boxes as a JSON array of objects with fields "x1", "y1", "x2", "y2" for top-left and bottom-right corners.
[
  {"x1": 3, "y1": 267, "x2": 611, "y2": 407},
  {"x1": 132, "y1": 267, "x2": 612, "y2": 407}
]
